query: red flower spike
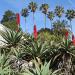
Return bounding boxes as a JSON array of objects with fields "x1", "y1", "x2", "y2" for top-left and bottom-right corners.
[
  {"x1": 72, "y1": 34, "x2": 75, "y2": 46},
  {"x1": 16, "y1": 13, "x2": 20, "y2": 25},
  {"x1": 72, "y1": 39, "x2": 75, "y2": 46},
  {"x1": 33, "y1": 25, "x2": 38, "y2": 40},
  {"x1": 65, "y1": 31, "x2": 68, "y2": 39},
  {"x1": 72, "y1": 34, "x2": 74, "y2": 40}
]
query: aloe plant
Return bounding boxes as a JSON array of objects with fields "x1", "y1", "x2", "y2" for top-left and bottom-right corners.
[
  {"x1": 49, "y1": 38, "x2": 75, "y2": 74},
  {"x1": 19, "y1": 60, "x2": 57, "y2": 75},
  {"x1": 23, "y1": 39, "x2": 49, "y2": 60},
  {"x1": 0, "y1": 30, "x2": 23, "y2": 47},
  {"x1": 0, "y1": 53, "x2": 11, "y2": 75}
]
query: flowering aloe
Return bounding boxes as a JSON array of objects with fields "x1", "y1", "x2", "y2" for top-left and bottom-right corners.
[
  {"x1": 72, "y1": 34, "x2": 75, "y2": 46},
  {"x1": 72, "y1": 34, "x2": 74, "y2": 40},
  {"x1": 33, "y1": 25, "x2": 38, "y2": 40},
  {"x1": 65, "y1": 31, "x2": 68, "y2": 40},
  {"x1": 16, "y1": 13, "x2": 20, "y2": 31},
  {"x1": 72, "y1": 39, "x2": 75, "y2": 46}
]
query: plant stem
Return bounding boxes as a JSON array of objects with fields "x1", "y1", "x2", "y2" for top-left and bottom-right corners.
[
  {"x1": 59, "y1": 17, "x2": 61, "y2": 22},
  {"x1": 45, "y1": 14, "x2": 46, "y2": 29},
  {"x1": 33, "y1": 12, "x2": 35, "y2": 25},
  {"x1": 70, "y1": 20, "x2": 72, "y2": 32},
  {"x1": 25, "y1": 18, "x2": 27, "y2": 32},
  {"x1": 51, "y1": 20, "x2": 52, "y2": 29}
]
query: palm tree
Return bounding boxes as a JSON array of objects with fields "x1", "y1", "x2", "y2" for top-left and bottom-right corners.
[
  {"x1": 53, "y1": 20, "x2": 69, "y2": 36},
  {"x1": 28, "y1": 2, "x2": 37, "y2": 25},
  {"x1": 40, "y1": 4, "x2": 49, "y2": 29},
  {"x1": 66, "y1": 9, "x2": 75, "y2": 31},
  {"x1": 47, "y1": 11, "x2": 55, "y2": 29},
  {"x1": 55, "y1": 6, "x2": 64, "y2": 21},
  {"x1": 21, "y1": 8, "x2": 29, "y2": 32}
]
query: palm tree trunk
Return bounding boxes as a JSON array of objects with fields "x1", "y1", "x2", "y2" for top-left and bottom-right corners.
[
  {"x1": 45, "y1": 14, "x2": 46, "y2": 29},
  {"x1": 51, "y1": 20, "x2": 52, "y2": 29},
  {"x1": 59, "y1": 17, "x2": 61, "y2": 22},
  {"x1": 70, "y1": 20, "x2": 72, "y2": 31},
  {"x1": 33, "y1": 12, "x2": 35, "y2": 25},
  {"x1": 25, "y1": 18, "x2": 27, "y2": 32}
]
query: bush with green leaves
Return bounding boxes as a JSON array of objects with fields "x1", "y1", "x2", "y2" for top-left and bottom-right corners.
[
  {"x1": 22, "y1": 38, "x2": 49, "y2": 61},
  {"x1": 0, "y1": 30, "x2": 23, "y2": 47},
  {"x1": 38, "y1": 28, "x2": 63, "y2": 44},
  {"x1": 0, "y1": 53, "x2": 11, "y2": 75},
  {"x1": 18, "y1": 59, "x2": 59, "y2": 75},
  {"x1": 0, "y1": 1, "x2": 75, "y2": 74},
  {"x1": 47, "y1": 38, "x2": 75, "y2": 74}
]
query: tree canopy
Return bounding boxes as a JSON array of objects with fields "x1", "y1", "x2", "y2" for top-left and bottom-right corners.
[{"x1": 1, "y1": 10, "x2": 17, "y2": 31}]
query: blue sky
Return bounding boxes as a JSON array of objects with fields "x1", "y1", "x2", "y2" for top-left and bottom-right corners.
[{"x1": 0, "y1": 0, "x2": 75, "y2": 34}]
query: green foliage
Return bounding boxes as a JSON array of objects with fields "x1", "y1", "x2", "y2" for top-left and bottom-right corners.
[
  {"x1": 19, "y1": 60, "x2": 57, "y2": 75},
  {"x1": 66, "y1": 9, "x2": 75, "y2": 30},
  {"x1": 28, "y1": 2, "x2": 37, "y2": 13},
  {"x1": 21, "y1": 8, "x2": 29, "y2": 18},
  {"x1": 47, "y1": 11, "x2": 55, "y2": 28},
  {"x1": 40, "y1": 4, "x2": 49, "y2": 28},
  {"x1": 49, "y1": 39, "x2": 75, "y2": 74},
  {"x1": 0, "y1": 30, "x2": 23, "y2": 47},
  {"x1": 2, "y1": 20, "x2": 17, "y2": 31},
  {"x1": 0, "y1": 53, "x2": 11, "y2": 75},
  {"x1": 47, "y1": 11, "x2": 55, "y2": 21},
  {"x1": 40, "y1": 4, "x2": 49, "y2": 14},
  {"x1": 53, "y1": 20, "x2": 70, "y2": 36},
  {"x1": 1, "y1": 10, "x2": 15, "y2": 22},
  {"x1": 0, "y1": 1, "x2": 75, "y2": 75},
  {"x1": 1, "y1": 10, "x2": 17, "y2": 31},
  {"x1": 21, "y1": 8, "x2": 29, "y2": 32},
  {"x1": 55, "y1": 6, "x2": 64, "y2": 18},
  {"x1": 23, "y1": 39, "x2": 49, "y2": 59},
  {"x1": 66, "y1": 9, "x2": 75, "y2": 21},
  {"x1": 38, "y1": 28, "x2": 63, "y2": 43}
]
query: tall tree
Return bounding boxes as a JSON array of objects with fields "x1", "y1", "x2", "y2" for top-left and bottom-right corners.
[
  {"x1": 28, "y1": 2, "x2": 37, "y2": 25},
  {"x1": 47, "y1": 11, "x2": 55, "y2": 29},
  {"x1": 66, "y1": 9, "x2": 75, "y2": 31},
  {"x1": 53, "y1": 20, "x2": 69, "y2": 36},
  {"x1": 1, "y1": 10, "x2": 17, "y2": 31},
  {"x1": 21, "y1": 8, "x2": 29, "y2": 32},
  {"x1": 55, "y1": 6, "x2": 64, "y2": 20},
  {"x1": 40, "y1": 4, "x2": 49, "y2": 29}
]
